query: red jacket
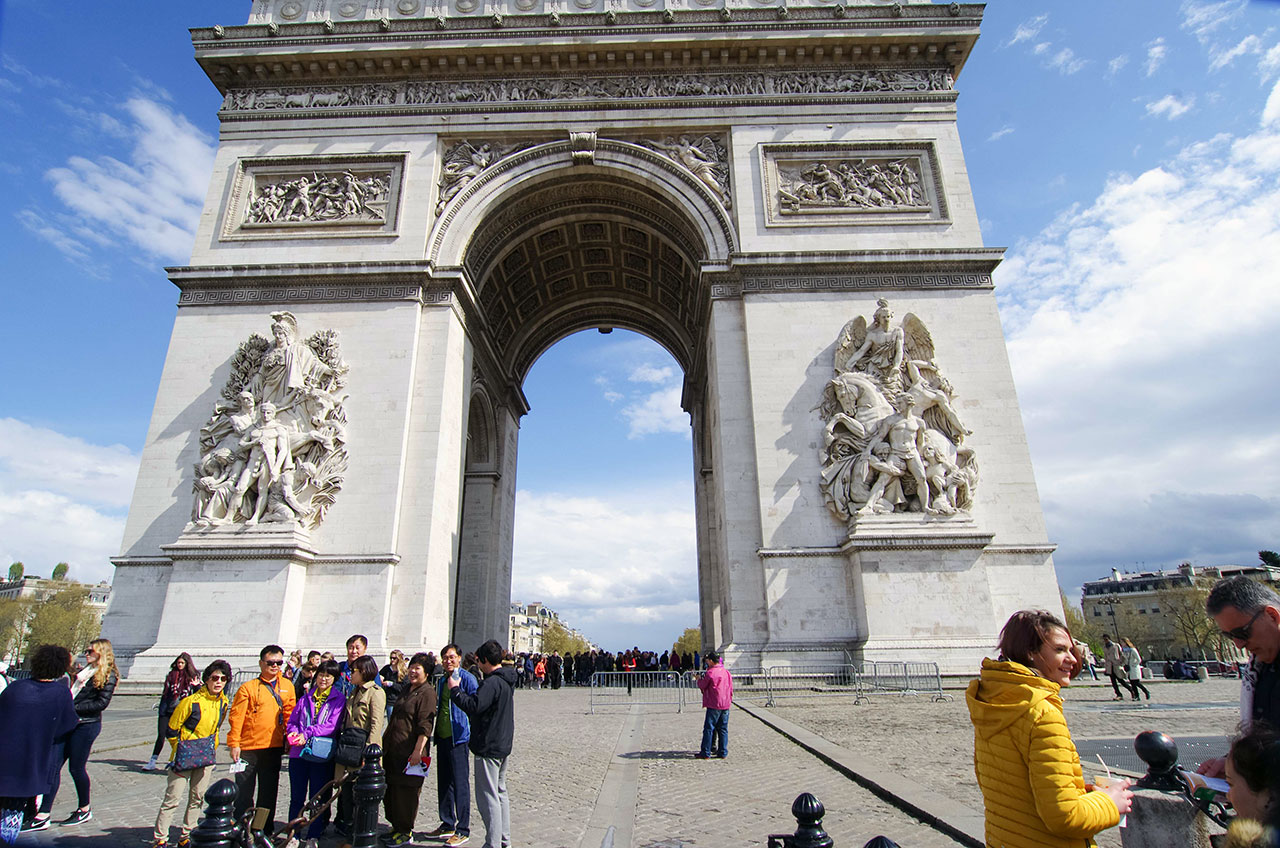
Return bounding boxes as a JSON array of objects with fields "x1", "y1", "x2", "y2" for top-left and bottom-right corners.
[{"x1": 697, "y1": 663, "x2": 733, "y2": 709}]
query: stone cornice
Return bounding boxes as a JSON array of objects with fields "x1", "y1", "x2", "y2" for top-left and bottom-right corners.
[
  {"x1": 194, "y1": 5, "x2": 982, "y2": 92},
  {"x1": 709, "y1": 248, "x2": 1003, "y2": 297},
  {"x1": 167, "y1": 261, "x2": 443, "y2": 306}
]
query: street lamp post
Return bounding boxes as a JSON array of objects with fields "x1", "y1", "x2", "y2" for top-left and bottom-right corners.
[{"x1": 1097, "y1": 596, "x2": 1122, "y2": 639}]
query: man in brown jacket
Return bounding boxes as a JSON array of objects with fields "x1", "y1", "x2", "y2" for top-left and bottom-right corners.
[{"x1": 227, "y1": 644, "x2": 296, "y2": 835}]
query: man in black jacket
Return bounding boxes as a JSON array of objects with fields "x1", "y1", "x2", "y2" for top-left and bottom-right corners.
[{"x1": 449, "y1": 639, "x2": 516, "y2": 848}]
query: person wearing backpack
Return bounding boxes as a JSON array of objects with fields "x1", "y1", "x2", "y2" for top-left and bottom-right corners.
[
  {"x1": 149, "y1": 660, "x2": 232, "y2": 848},
  {"x1": 227, "y1": 645, "x2": 297, "y2": 836}
]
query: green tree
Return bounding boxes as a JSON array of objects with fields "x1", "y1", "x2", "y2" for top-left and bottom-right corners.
[
  {"x1": 673, "y1": 627, "x2": 701, "y2": 656},
  {"x1": 51, "y1": 562, "x2": 69, "y2": 581},
  {"x1": 1260, "y1": 551, "x2": 1280, "y2": 569},
  {"x1": 542, "y1": 620, "x2": 590, "y2": 655},
  {"x1": 0, "y1": 597, "x2": 36, "y2": 660},
  {"x1": 1061, "y1": 588, "x2": 1104, "y2": 656},
  {"x1": 1155, "y1": 575, "x2": 1216, "y2": 658},
  {"x1": 25, "y1": 586, "x2": 99, "y2": 657},
  {"x1": 7, "y1": 562, "x2": 23, "y2": 582}
]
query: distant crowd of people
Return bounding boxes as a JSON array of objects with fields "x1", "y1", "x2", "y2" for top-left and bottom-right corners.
[{"x1": 511, "y1": 648, "x2": 704, "y2": 689}]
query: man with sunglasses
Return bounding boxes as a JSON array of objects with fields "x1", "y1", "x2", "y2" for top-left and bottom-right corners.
[
  {"x1": 227, "y1": 644, "x2": 297, "y2": 835},
  {"x1": 1197, "y1": 576, "x2": 1280, "y2": 777}
]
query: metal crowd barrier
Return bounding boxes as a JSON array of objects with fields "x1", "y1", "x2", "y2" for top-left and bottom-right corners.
[
  {"x1": 227, "y1": 668, "x2": 259, "y2": 699},
  {"x1": 858, "y1": 661, "x2": 951, "y2": 703},
  {"x1": 761, "y1": 665, "x2": 862, "y2": 707},
  {"x1": 589, "y1": 670, "x2": 687, "y2": 713}
]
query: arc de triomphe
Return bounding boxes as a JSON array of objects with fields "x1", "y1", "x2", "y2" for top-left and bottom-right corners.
[{"x1": 102, "y1": 0, "x2": 1064, "y2": 678}]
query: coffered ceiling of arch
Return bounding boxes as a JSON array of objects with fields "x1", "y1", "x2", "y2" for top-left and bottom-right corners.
[{"x1": 464, "y1": 177, "x2": 709, "y2": 381}]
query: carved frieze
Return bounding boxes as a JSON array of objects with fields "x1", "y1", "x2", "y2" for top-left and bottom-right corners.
[
  {"x1": 221, "y1": 68, "x2": 954, "y2": 115},
  {"x1": 761, "y1": 142, "x2": 946, "y2": 227},
  {"x1": 817, "y1": 299, "x2": 977, "y2": 524},
  {"x1": 223, "y1": 154, "x2": 405, "y2": 240},
  {"x1": 190, "y1": 312, "x2": 350, "y2": 531}
]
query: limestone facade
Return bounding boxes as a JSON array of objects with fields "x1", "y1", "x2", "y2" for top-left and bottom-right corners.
[{"x1": 102, "y1": 1, "x2": 1064, "y2": 678}]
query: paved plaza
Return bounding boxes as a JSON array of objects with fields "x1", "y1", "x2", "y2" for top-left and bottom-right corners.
[
  {"x1": 20, "y1": 688, "x2": 965, "y2": 848},
  {"x1": 18, "y1": 678, "x2": 1241, "y2": 848}
]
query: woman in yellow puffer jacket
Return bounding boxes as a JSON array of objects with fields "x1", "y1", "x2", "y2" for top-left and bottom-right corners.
[{"x1": 966, "y1": 610, "x2": 1133, "y2": 848}]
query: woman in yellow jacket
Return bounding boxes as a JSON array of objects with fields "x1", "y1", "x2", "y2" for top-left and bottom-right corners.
[
  {"x1": 966, "y1": 610, "x2": 1133, "y2": 848},
  {"x1": 150, "y1": 659, "x2": 232, "y2": 848}
]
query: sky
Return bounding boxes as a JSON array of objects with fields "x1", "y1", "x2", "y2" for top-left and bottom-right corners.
[{"x1": 2, "y1": 1, "x2": 1280, "y2": 652}]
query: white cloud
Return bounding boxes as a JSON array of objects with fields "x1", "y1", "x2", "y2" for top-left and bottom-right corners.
[
  {"x1": 42, "y1": 97, "x2": 215, "y2": 262},
  {"x1": 1145, "y1": 93, "x2": 1195, "y2": 119},
  {"x1": 1107, "y1": 54, "x2": 1131, "y2": 77},
  {"x1": 511, "y1": 486, "x2": 697, "y2": 648},
  {"x1": 1181, "y1": 0, "x2": 1248, "y2": 41},
  {"x1": 16, "y1": 209, "x2": 92, "y2": 262},
  {"x1": 1262, "y1": 43, "x2": 1280, "y2": 79},
  {"x1": 1145, "y1": 37, "x2": 1169, "y2": 76},
  {"x1": 622, "y1": 385, "x2": 689, "y2": 439},
  {"x1": 1265, "y1": 77, "x2": 1280, "y2": 127},
  {"x1": 995, "y1": 95, "x2": 1280, "y2": 589},
  {"x1": 630, "y1": 364, "x2": 675, "y2": 384},
  {"x1": 1007, "y1": 14, "x2": 1049, "y2": 48},
  {"x1": 0, "y1": 420, "x2": 139, "y2": 584},
  {"x1": 1210, "y1": 34, "x2": 1263, "y2": 70},
  {"x1": 987, "y1": 126, "x2": 1014, "y2": 142},
  {"x1": 1047, "y1": 47, "x2": 1087, "y2": 76}
]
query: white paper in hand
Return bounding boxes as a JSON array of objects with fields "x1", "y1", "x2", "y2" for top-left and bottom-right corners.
[
  {"x1": 230, "y1": 760, "x2": 248, "y2": 774},
  {"x1": 403, "y1": 762, "x2": 429, "y2": 777}
]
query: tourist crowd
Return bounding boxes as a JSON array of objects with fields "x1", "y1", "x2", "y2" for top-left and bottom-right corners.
[{"x1": 510, "y1": 647, "x2": 703, "y2": 689}]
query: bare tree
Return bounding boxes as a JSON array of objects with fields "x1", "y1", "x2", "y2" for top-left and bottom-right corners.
[{"x1": 1155, "y1": 575, "x2": 1216, "y2": 659}]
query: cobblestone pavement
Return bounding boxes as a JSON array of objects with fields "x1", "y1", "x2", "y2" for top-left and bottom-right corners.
[
  {"x1": 764, "y1": 677, "x2": 1244, "y2": 848},
  {"x1": 24, "y1": 688, "x2": 970, "y2": 848}
]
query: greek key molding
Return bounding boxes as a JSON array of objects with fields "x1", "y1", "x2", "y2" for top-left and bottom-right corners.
[
  {"x1": 741, "y1": 272, "x2": 992, "y2": 292},
  {"x1": 220, "y1": 67, "x2": 954, "y2": 117},
  {"x1": 178, "y1": 284, "x2": 425, "y2": 306}
]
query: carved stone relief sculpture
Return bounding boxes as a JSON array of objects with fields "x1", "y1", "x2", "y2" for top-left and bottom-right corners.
[
  {"x1": 244, "y1": 170, "x2": 391, "y2": 225},
  {"x1": 818, "y1": 299, "x2": 977, "y2": 523},
  {"x1": 190, "y1": 311, "x2": 350, "y2": 530},
  {"x1": 639, "y1": 134, "x2": 731, "y2": 208},
  {"x1": 778, "y1": 157, "x2": 926, "y2": 213},
  {"x1": 437, "y1": 140, "x2": 535, "y2": 212}
]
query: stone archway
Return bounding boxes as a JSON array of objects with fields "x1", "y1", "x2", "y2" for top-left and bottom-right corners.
[{"x1": 445, "y1": 148, "x2": 734, "y2": 653}]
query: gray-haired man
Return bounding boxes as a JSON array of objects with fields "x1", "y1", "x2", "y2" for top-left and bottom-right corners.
[{"x1": 1196, "y1": 576, "x2": 1280, "y2": 776}]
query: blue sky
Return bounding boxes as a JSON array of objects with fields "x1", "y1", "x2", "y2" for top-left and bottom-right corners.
[{"x1": 2, "y1": 1, "x2": 1279, "y2": 652}]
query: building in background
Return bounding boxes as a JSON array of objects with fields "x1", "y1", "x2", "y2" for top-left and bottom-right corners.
[
  {"x1": 1081, "y1": 563, "x2": 1277, "y2": 662},
  {"x1": 508, "y1": 602, "x2": 595, "y2": 655},
  {"x1": 0, "y1": 576, "x2": 113, "y2": 663}
]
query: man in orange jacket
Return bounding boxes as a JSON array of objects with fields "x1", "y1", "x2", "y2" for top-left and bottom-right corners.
[{"x1": 227, "y1": 644, "x2": 296, "y2": 835}]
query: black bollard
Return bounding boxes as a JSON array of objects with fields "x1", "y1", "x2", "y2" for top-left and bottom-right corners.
[
  {"x1": 351, "y1": 743, "x2": 387, "y2": 848},
  {"x1": 766, "y1": 792, "x2": 834, "y2": 848},
  {"x1": 1134, "y1": 730, "x2": 1183, "y2": 791},
  {"x1": 862, "y1": 839, "x2": 902, "y2": 848},
  {"x1": 190, "y1": 778, "x2": 239, "y2": 848}
]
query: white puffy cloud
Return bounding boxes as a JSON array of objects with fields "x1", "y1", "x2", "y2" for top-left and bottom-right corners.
[
  {"x1": 1107, "y1": 55, "x2": 1131, "y2": 77},
  {"x1": 41, "y1": 97, "x2": 214, "y2": 263},
  {"x1": 996, "y1": 83, "x2": 1280, "y2": 591},
  {"x1": 1181, "y1": 0, "x2": 1248, "y2": 41},
  {"x1": 0, "y1": 420, "x2": 139, "y2": 583},
  {"x1": 1047, "y1": 47, "x2": 1088, "y2": 75},
  {"x1": 511, "y1": 486, "x2": 697, "y2": 648},
  {"x1": 630, "y1": 364, "x2": 675, "y2": 384},
  {"x1": 1145, "y1": 37, "x2": 1169, "y2": 76},
  {"x1": 1006, "y1": 14, "x2": 1048, "y2": 48},
  {"x1": 1209, "y1": 34, "x2": 1263, "y2": 70},
  {"x1": 622, "y1": 385, "x2": 689, "y2": 439},
  {"x1": 1145, "y1": 93, "x2": 1195, "y2": 119}
]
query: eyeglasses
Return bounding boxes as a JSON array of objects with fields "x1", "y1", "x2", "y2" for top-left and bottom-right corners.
[
  {"x1": 1221, "y1": 608, "x2": 1268, "y2": 642},
  {"x1": 264, "y1": 659, "x2": 285, "y2": 667},
  {"x1": 208, "y1": 675, "x2": 227, "y2": 682}
]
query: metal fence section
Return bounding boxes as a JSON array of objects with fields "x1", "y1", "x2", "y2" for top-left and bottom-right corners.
[
  {"x1": 760, "y1": 665, "x2": 862, "y2": 707},
  {"x1": 228, "y1": 668, "x2": 259, "y2": 699},
  {"x1": 861, "y1": 661, "x2": 951, "y2": 702},
  {"x1": 589, "y1": 671, "x2": 688, "y2": 713}
]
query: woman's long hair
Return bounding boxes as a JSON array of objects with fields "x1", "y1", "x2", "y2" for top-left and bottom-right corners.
[
  {"x1": 168, "y1": 652, "x2": 199, "y2": 687},
  {"x1": 89, "y1": 638, "x2": 119, "y2": 690}
]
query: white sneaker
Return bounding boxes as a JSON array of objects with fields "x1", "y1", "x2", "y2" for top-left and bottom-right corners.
[{"x1": 144, "y1": 756, "x2": 158, "y2": 771}]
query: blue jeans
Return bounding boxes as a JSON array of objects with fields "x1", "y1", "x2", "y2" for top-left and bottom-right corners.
[
  {"x1": 287, "y1": 756, "x2": 335, "y2": 838},
  {"x1": 700, "y1": 709, "x2": 728, "y2": 757},
  {"x1": 436, "y1": 738, "x2": 471, "y2": 835}
]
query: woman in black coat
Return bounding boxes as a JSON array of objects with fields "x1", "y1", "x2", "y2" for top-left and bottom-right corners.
[
  {"x1": 0, "y1": 645, "x2": 78, "y2": 835},
  {"x1": 34, "y1": 639, "x2": 118, "y2": 829},
  {"x1": 147, "y1": 653, "x2": 199, "y2": 771}
]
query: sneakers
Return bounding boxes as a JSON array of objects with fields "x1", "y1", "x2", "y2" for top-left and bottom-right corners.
[
  {"x1": 147, "y1": 840, "x2": 169, "y2": 848},
  {"x1": 21, "y1": 816, "x2": 51, "y2": 832},
  {"x1": 382, "y1": 833, "x2": 413, "y2": 847},
  {"x1": 694, "y1": 752, "x2": 709, "y2": 759},
  {"x1": 445, "y1": 833, "x2": 471, "y2": 846},
  {"x1": 144, "y1": 755, "x2": 159, "y2": 771},
  {"x1": 424, "y1": 825, "x2": 456, "y2": 838},
  {"x1": 59, "y1": 808, "x2": 93, "y2": 827},
  {"x1": 177, "y1": 837, "x2": 192, "y2": 847}
]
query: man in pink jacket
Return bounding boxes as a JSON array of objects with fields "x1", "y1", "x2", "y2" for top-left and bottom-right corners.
[{"x1": 695, "y1": 650, "x2": 733, "y2": 759}]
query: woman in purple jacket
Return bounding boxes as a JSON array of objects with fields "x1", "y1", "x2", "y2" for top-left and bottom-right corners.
[{"x1": 283, "y1": 659, "x2": 345, "y2": 839}]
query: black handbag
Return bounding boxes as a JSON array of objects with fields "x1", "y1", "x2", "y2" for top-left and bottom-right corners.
[{"x1": 333, "y1": 726, "x2": 369, "y2": 768}]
